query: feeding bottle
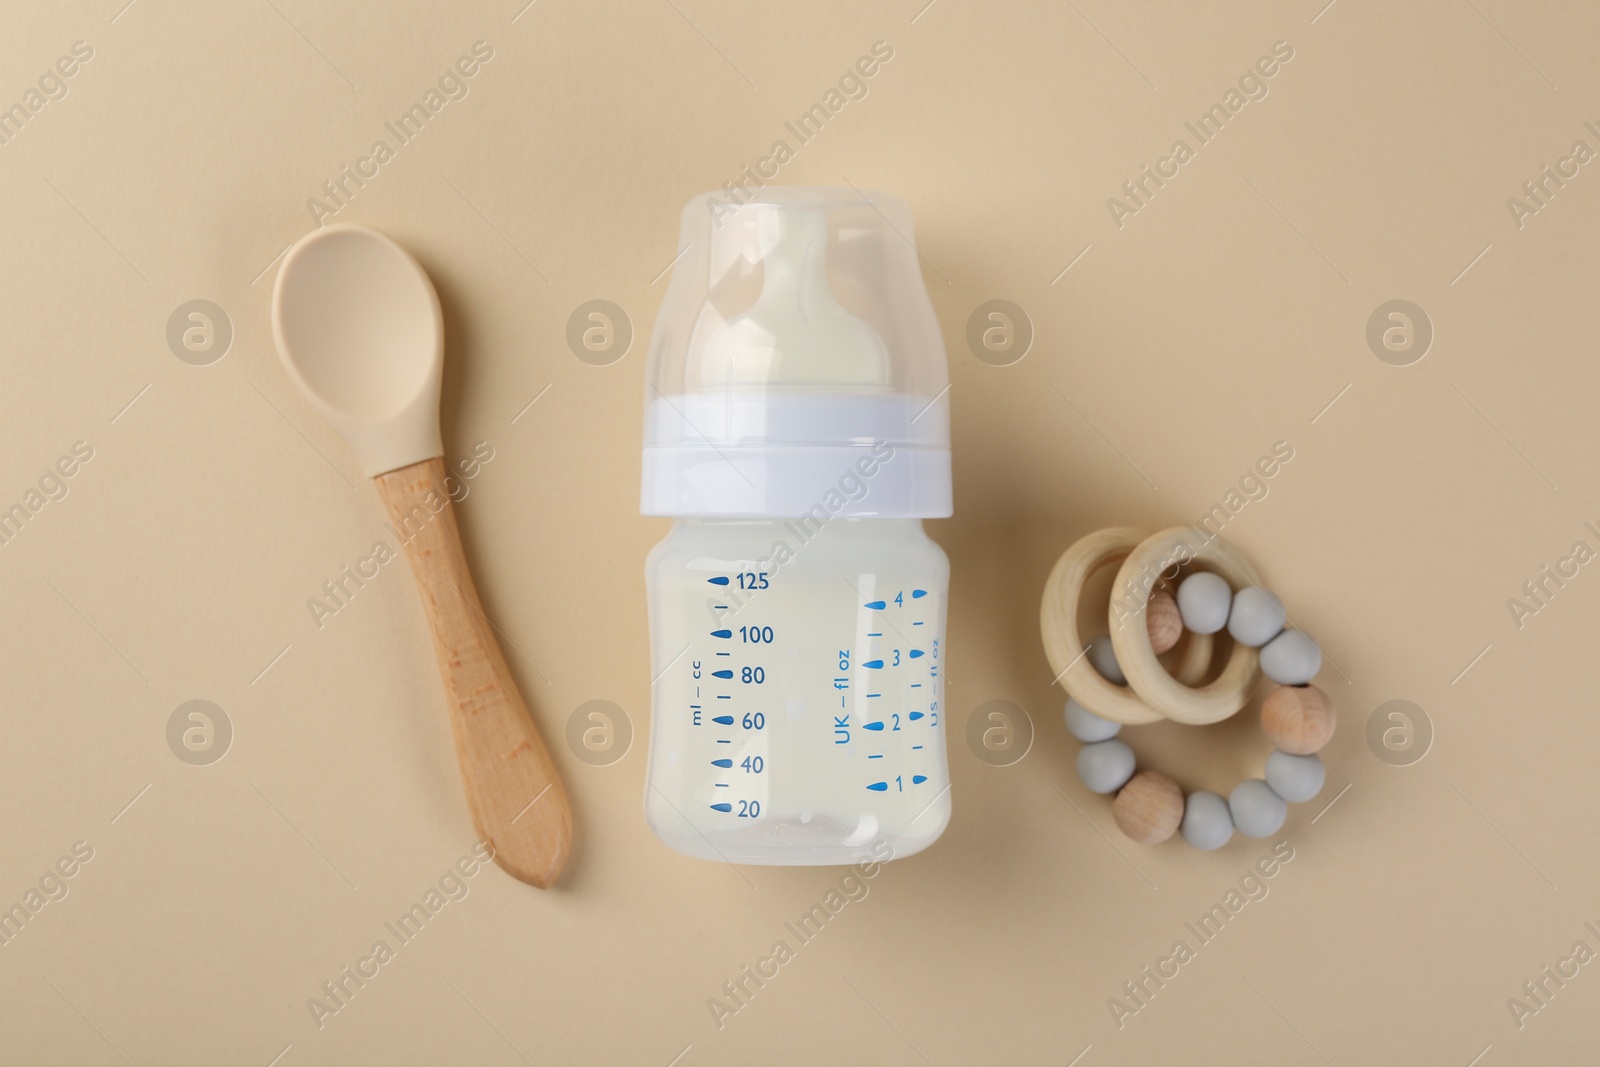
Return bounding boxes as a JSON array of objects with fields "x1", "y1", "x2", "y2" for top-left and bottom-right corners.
[{"x1": 640, "y1": 187, "x2": 953, "y2": 865}]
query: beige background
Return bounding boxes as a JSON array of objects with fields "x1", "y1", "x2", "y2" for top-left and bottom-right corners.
[{"x1": 3, "y1": 0, "x2": 1599, "y2": 1063}]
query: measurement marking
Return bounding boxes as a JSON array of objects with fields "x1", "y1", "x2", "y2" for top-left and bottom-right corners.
[
  {"x1": 250, "y1": 384, "x2": 359, "y2": 488},
  {"x1": 912, "y1": 620, "x2": 924, "y2": 626},
  {"x1": 1054, "y1": 782, "x2": 1157, "y2": 890},
  {"x1": 444, "y1": 977, "x2": 535, "y2": 1066},
  {"x1": 1310, "y1": 782, "x2": 1351, "y2": 825},
  {"x1": 650, "y1": 244, "x2": 694, "y2": 285},
  {"x1": 1452, "y1": 643, "x2": 1493, "y2": 685},
  {"x1": 251, "y1": 643, "x2": 293, "y2": 685},
  {"x1": 444, "y1": 176, "x2": 551, "y2": 282},
  {"x1": 713, "y1": 715, "x2": 734, "y2": 725},
  {"x1": 110, "y1": 382, "x2": 152, "y2": 423},
  {"x1": 43, "y1": 177, "x2": 150, "y2": 283},
  {"x1": 710, "y1": 801, "x2": 734, "y2": 812},
  {"x1": 510, "y1": 383, "x2": 553, "y2": 424},
  {"x1": 867, "y1": 632, "x2": 882, "y2": 637},
  {"x1": 1465, "y1": 1043, "x2": 1492, "y2": 1067},
  {"x1": 1451, "y1": 781, "x2": 1557, "y2": 889},
  {"x1": 1451, "y1": 243, "x2": 1493, "y2": 285},
  {"x1": 910, "y1": 683, "x2": 922, "y2": 688},
  {"x1": 1451, "y1": 383, "x2": 1557, "y2": 488},
  {"x1": 45, "y1": 978, "x2": 134, "y2": 1066},
  {"x1": 1051, "y1": 242, "x2": 1094, "y2": 285},
  {"x1": 1242, "y1": 176, "x2": 1349, "y2": 284},
  {"x1": 252, "y1": 781, "x2": 359, "y2": 889},
  {"x1": 1464, "y1": 0, "x2": 1557, "y2": 88},
  {"x1": 265, "y1": 1043, "x2": 293, "y2": 1067},
  {"x1": 43, "y1": 576, "x2": 149, "y2": 683},
  {"x1": 110, "y1": 783, "x2": 152, "y2": 824},
  {"x1": 843, "y1": 977, "x2": 935, "y2": 1066},
  {"x1": 1310, "y1": 383, "x2": 1352, "y2": 425},
  {"x1": 251, "y1": 240, "x2": 293, "y2": 285},
  {"x1": 911, "y1": 744, "x2": 924, "y2": 750},
  {"x1": 511, "y1": 783, "x2": 553, "y2": 824},
  {"x1": 1051, "y1": 382, "x2": 1158, "y2": 489},
  {"x1": 869, "y1": 754, "x2": 883, "y2": 759},
  {"x1": 844, "y1": 577, "x2": 917, "y2": 649},
  {"x1": 1245, "y1": 976, "x2": 1333, "y2": 1065},
  {"x1": 262, "y1": 0, "x2": 357, "y2": 88},
  {"x1": 716, "y1": 695, "x2": 731, "y2": 700},
  {"x1": 662, "y1": 0, "x2": 758, "y2": 88},
  {"x1": 716, "y1": 739, "x2": 731, "y2": 744},
  {"x1": 714, "y1": 783, "x2": 729, "y2": 787},
  {"x1": 1063, "y1": 0, "x2": 1156, "y2": 89}
]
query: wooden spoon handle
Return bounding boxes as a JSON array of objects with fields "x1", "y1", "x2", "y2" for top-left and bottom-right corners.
[{"x1": 374, "y1": 457, "x2": 572, "y2": 888}]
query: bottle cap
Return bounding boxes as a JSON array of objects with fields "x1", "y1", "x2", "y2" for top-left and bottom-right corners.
[{"x1": 641, "y1": 187, "x2": 951, "y2": 518}]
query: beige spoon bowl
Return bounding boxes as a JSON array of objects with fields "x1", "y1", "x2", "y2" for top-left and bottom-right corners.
[{"x1": 272, "y1": 224, "x2": 572, "y2": 889}]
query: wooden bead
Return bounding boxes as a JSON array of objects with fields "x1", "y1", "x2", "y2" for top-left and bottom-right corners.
[
  {"x1": 1260, "y1": 684, "x2": 1336, "y2": 755},
  {"x1": 1146, "y1": 589, "x2": 1183, "y2": 655},
  {"x1": 1112, "y1": 770, "x2": 1185, "y2": 844}
]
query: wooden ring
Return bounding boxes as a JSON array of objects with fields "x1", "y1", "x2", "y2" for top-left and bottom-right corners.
[
  {"x1": 1109, "y1": 526, "x2": 1264, "y2": 725},
  {"x1": 1040, "y1": 528, "x2": 1213, "y2": 726}
]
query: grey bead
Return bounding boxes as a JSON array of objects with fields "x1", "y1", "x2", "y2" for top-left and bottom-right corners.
[
  {"x1": 1076, "y1": 739, "x2": 1135, "y2": 795},
  {"x1": 1088, "y1": 634, "x2": 1126, "y2": 685},
  {"x1": 1227, "y1": 587, "x2": 1286, "y2": 647},
  {"x1": 1176, "y1": 572, "x2": 1232, "y2": 634},
  {"x1": 1265, "y1": 751, "x2": 1325, "y2": 803},
  {"x1": 1064, "y1": 698, "x2": 1121, "y2": 742},
  {"x1": 1181, "y1": 791, "x2": 1234, "y2": 850},
  {"x1": 1260, "y1": 629, "x2": 1322, "y2": 685},
  {"x1": 1229, "y1": 779, "x2": 1288, "y2": 838}
]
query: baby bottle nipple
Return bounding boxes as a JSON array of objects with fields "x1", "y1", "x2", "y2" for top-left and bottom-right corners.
[{"x1": 698, "y1": 207, "x2": 890, "y2": 388}]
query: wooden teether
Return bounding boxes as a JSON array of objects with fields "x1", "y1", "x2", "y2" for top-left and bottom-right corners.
[
  {"x1": 1109, "y1": 526, "x2": 1264, "y2": 726},
  {"x1": 1040, "y1": 527, "x2": 1212, "y2": 726},
  {"x1": 1051, "y1": 525, "x2": 1338, "y2": 849}
]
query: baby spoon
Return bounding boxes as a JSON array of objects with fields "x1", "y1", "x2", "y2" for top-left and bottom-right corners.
[{"x1": 271, "y1": 224, "x2": 572, "y2": 888}]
